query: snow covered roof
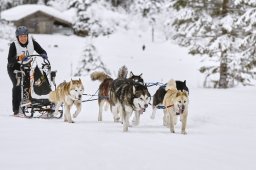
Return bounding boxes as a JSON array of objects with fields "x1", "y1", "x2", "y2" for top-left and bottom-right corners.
[{"x1": 1, "y1": 4, "x2": 73, "y2": 25}]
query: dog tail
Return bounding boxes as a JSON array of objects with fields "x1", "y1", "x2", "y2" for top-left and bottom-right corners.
[
  {"x1": 165, "y1": 79, "x2": 177, "y2": 91},
  {"x1": 118, "y1": 65, "x2": 128, "y2": 79},
  {"x1": 91, "y1": 71, "x2": 110, "y2": 82}
]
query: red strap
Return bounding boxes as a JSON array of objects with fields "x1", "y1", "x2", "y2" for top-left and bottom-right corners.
[{"x1": 166, "y1": 104, "x2": 174, "y2": 108}]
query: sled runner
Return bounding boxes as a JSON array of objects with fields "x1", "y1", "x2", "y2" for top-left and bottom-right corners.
[{"x1": 14, "y1": 54, "x2": 63, "y2": 118}]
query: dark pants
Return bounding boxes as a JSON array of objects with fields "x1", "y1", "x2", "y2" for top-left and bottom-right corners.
[
  {"x1": 7, "y1": 64, "x2": 30, "y2": 114},
  {"x1": 7, "y1": 65, "x2": 21, "y2": 113}
]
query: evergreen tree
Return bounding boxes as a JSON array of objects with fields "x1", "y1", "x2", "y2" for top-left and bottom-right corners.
[
  {"x1": 0, "y1": 20, "x2": 15, "y2": 40},
  {"x1": 110, "y1": 0, "x2": 133, "y2": 9},
  {"x1": 235, "y1": 0, "x2": 256, "y2": 85},
  {"x1": 0, "y1": 0, "x2": 18, "y2": 10},
  {"x1": 74, "y1": 43, "x2": 110, "y2": 76},
  {"x1": 171, "y1": 0, "x2": 256, "y2": 88},
  {"x1": 47, "y1": 0, "x2": 71, "y2": 11},
  {"x1": 131, "y1": 0, "x2": 163, "y2": 17},
  {"x1": 130, "y1": 0, "x2": 164, "y2": 42},
  {"x1": 71, "y1": 0, "x2": 122, "y2": 37},
  {"x1": 23, "y1": 0, "x2": 41, "y2": 4}
]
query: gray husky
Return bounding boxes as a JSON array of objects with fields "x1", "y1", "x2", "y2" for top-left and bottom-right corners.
[
  {"x1": 109, "y1": 78, "x2": 151, "y2": 132},
  {"x1": 91, "y1": 66, "x2": 145, "y2": 122}
]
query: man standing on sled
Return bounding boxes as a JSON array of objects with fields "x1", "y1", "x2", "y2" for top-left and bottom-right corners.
[{"x1": 7, "y1": 26, "x2": 48, "y2": 117}]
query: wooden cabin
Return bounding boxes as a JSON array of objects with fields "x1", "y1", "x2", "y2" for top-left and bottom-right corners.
[{"x1": 1, "y1": 4, "x2": 73, "y2": 34}]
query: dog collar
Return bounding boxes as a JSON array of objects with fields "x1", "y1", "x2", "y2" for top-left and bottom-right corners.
[{"x1": 166, "y1": 104, "x2": 174, "y2": 108}]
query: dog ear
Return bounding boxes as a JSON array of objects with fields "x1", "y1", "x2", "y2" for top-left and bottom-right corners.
[
  {"x1": 176, "y1": 91, "x2": 181, "y2": 97},
  {"x1": 139, "y1": 73, "x2": 143, "y2": 77},
  {"x1": 79, "y1": 78, "x2": 82, "y2": 83},
  {"x1": 70, "y1": 79, "x2": 73, "y2": 85},
  {"x1": 184, "y1": 80, "x2": 186, "y2": 85},
  {"x1": 184, "y1": 91, "x2": 188, "y2": 96},
  {"x1": 176, "y1": 92, "x2": 179, "y2": 97},
  {"x1": 130, "y1": 71, "x2": 134, "y2": 77}
]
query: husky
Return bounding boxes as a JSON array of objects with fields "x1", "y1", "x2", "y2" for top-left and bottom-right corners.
[
  {"x1": 90, "y1": 66, "x2": 145, "y2": 122},
  {"x1": 151, "y1": 80, "x2": 189, "y2": 120},
  {"x1": 163, "y1": 80, "x2": 189, "y2": 134},
  {"x1": 49, "y1": 79, "x2": 84, "y2": 123},
  {"x1": 129, "y1": 72, "x2": 144, "y2": 85},
  {"x1": 109, "y1": 78, "x2": 151, "y2": 132}
]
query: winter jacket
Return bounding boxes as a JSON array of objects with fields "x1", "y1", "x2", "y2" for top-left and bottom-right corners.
[{"x1": 7, "y1": 37, "x2": 47, "y2": 70}]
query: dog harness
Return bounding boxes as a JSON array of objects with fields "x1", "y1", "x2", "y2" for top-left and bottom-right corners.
[
  {"x1": 157, "y1": 104, "x2": 174, "y2": 109},
  {"x1": 157, "y1": 104, "x2": 182, "y2": 115}
]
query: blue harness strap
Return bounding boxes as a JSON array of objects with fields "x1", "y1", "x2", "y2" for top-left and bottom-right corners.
[
  {"x1": 157, "y1": 105, "x2": 166, "y2": 109},
  {"x1": 156, "y1": 104, "x2": 173, "y2": 109}
]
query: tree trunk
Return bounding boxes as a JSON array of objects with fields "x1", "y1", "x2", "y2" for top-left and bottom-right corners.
[
  {"x1": 112, "y1": 0, "x2": 118, "y2": 7},
  {"x1": 218, "y1": 0, "x2": 229, "y2": 88},
  {"x1": 152, "y1": 26, "x2": 154, "y2": 42},
  {"x1": 219, "y1": 50, "x2": 228, "y2": 88},
  {"x1": 222, "y1": 0, "x2": 229, "y2": 15}
]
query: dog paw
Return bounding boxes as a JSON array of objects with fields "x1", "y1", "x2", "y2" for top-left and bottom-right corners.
[
  {"x1": 150, "y1": 115, "x2": 155, "y2": 119},
  {"x1": 123, "y1": 127, "x2": 128, "y2": 132},
  {"x1": 114, "y1": 117, "x2": 120, "y2": 122},
  {"x1": 171, "y1": 130, "x2": 175, "y2": 133},
  {"x1": 73, "y1": 111, "x2": 80, "y2": 118},
  {"x1": 181, "y1": 131, "x2": 187, "y2": 135},
  {"x1": 132, "y1": 121, "x2": 139, "y2": 126}
]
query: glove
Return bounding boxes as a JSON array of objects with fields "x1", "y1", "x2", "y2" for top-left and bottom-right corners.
[
  {"x1": 41, "y1": 54, "x2": 48, "y2": 59},
  {"x1": 18, "y1": 54, "x2": 30, "y2": 63},
  {"x1": 18, "y1": 54, "x2": 25, "y2": 61},
  {"x1": 23, "y1": 57, "x2": 30, "y2": 62}
]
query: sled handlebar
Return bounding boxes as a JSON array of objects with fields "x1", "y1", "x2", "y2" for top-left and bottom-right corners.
[{"x1": 20, "y1": 54, "x2": 50, "y2": 66}]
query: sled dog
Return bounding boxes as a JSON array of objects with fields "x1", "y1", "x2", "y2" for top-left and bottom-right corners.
[
  {"x1": 90, "y1": 66, "x2": 144, "y2": 122},
  {"x1": 151, "y1": 80, "x2": 189, "y2": 119},
  {"x1": 109, "y1": 78, "x2": 150, "y2": 132},
  {"x1": 49, "y1": 79, "x2": 84, "y2": 123},
  {"x1": 129, "y1": 71, "x2": 144, "y2": 85},
  {"x1": 162, "y1": 80, "x2": 189, "y2": 134}
]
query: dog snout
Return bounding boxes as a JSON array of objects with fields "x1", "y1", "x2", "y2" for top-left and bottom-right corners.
[
  {"x1": 181, "y1": 105, "x2": 185, "y2": 112},
  {"x1": 144, "y1": 104, "x2": 148, "y2": 108},
  {"x1": 78, "y1": 94, "x2": 82, "y2": 99}
]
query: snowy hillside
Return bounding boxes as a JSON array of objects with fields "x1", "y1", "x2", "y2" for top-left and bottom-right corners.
[{"x1": 0, "y1": 31, "x2": 256, "y2": 170}]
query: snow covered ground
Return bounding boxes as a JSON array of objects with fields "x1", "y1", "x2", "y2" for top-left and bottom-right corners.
[{"x1": 0, "y1": 30, "x2": 256, "y2": 170}]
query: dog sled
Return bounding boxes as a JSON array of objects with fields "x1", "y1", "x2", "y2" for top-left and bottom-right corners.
[{"x1": 14, "y1": 54, "x2": 63, "y2": 118}]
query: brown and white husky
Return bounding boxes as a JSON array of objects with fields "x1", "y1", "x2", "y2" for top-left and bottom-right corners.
[
  {"x1": 49, "y1": 79, "x2": 84, "y2": 123},
  {"x1": 163, "y1": 79, "x2": 189, "y2": 134}
]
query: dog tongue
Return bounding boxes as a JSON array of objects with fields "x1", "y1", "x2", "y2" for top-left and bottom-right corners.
[
  {"x1": 179, "y1": 108, "x2": 184, "y2": 114},
  {"x1": 139, "y1": 109, "x2": 145, "y2": 114}
]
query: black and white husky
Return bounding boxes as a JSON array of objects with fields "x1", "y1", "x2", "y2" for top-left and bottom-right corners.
[
  {"x1": 151, "y1": 80, "x2": 189, "y2": 120},
  {"x1": 109, "y1": 78, "x2": 151, "y2": 132}
]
